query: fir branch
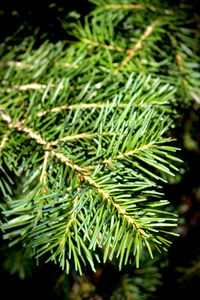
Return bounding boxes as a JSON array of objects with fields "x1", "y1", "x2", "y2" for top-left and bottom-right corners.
[
  {"x1": 0, "y1": 0, "x2": 189, "y2": 274},
  {"x1": 1, "y1": 87, "x2": 179, "y2": 271}
]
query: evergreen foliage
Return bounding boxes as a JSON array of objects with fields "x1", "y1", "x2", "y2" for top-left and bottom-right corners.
[{"x1": 1, "y1": 0, "x2": 199, "y2": 281}]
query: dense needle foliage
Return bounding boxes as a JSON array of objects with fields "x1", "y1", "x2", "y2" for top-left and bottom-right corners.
[{"x1": 0, "y1": 0, "x2": 199, "y2": 298}]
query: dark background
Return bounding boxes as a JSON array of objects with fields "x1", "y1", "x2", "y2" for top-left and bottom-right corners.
[{"x1": 0, "y1": 0, "x2": 92, "y2": 43}]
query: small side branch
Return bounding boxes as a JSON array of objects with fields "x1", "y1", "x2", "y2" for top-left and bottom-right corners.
[
  {"x1": 104, "y1": 4, "x2": 145, "y2": 10},
  {"x1": 54, "y1": 62, "x2": 78, "y2": 69},
  {"x1": 86, "y1": 144, "x2": 154, "y2": 168},
  {"x1": 0, "y1": 83, "x2": 55, "y2": 93},
  {"x1": 114, "y1": 19, "x2": 160, "y2": 74},
  {"x1": 33, "y1": 151, "x2": 50, "y2": 228},
  {"x1": 103, "y1": 144, "x2": 153, "y2": 164},
  {"x1": 40, "y1": 151, "x2": 50, "y2": 186},
  {"x1": 0, "y1": 60, "x2": 79, "y2": 70},
  {"x1": 176, "y1": 54, "x2": 183, "y2": 72},
  {"x1": 37, "y1": 103, "x2": 129, "y2": 117},
  {"x1": 60, "y1": 193, "x2": 80, "y2": 247},
  {"x1": 103, "y1": 4, "x2": 172, "y2": 15},
  {"x1": 0, "y1": 61, "x2": 33, "y2": 68},
  {"x1": 179, "y1": 262, "x2": 200, "y2": 282},
  {"x1": 0, "y1": 108, "x2": 88, "y2": 176},
  {"x1": 50, "y1": 131, "x2": 122, "y2": 146},
  {"x1": 82, "y1": 38, "x2": 127, "y2": 53},
  {"x1": 13, "y1": 123, "x2": 47, "y2": 145},
  {"x1": 0, "y1": 105, "x2": 12, "y2": 126},
  {"x1": 171, "y1": 36, "x2": 197, "y2": 102},
  {"x1": 0, "y1": 132, "x2": 9, "y2": 153},
  {"x1": 51, "y1": 150, "x2": 88, "y2": 174},
  {"x1": 83, "y1": 173, "x2": 145, "y2": 234},
  {"x1": 13, "y1": 123, "x2": 88, "y2": 174}
]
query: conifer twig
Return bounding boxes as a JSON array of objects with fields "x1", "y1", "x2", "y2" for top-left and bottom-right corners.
[
  {"x1": 86, "y1": 143, "x2": 154, "y2": 168},
  {"x1": 0, "y1": 107, "x2": 145, "y2": 234},
  {"x1": 0, "y1": 83, "x2": 56, "y2": 93},
  {"x1": 54, "y1": 62, "x2": 79, "y2": 68},
  {"x1": 37, "y1": 103, "x2": 129, "y2": 117},
  {"x1": 82, "y1": 38, "x2": 127, "y2": 52},
  {"x1": 50, "y1": 131, "x2": 122, "y2": 146},
  {"x1": 0, "y1": 106, "x2": 12, "y2": 126},
  {"x1": 40, "y1": 151, "x2": 50, "y2": 186},
  {"x1": 0, "y1": 108, "x2": 87, "y2": 174},
  {"x1": 0, "y1": 132, "x2": 9, "y2": 153},
  {"x1": 81, "y1": 37, "x2": 159, "y2": 56},
  {"x1": 114, "y1": 18, "x2": 161, "y2": 74},
  {"x1": 60, "y1": 193, "x2": 80, "y2": 247},
  {"x1": 104, "y1": 4, "x2": 145, "y2": 10},
  {"x1": 103, "y1": 4, "x2": 172, "y2": 15},
  {"x1": 83, "y1": 172, "x2": 145, "y2": 234},
  {"x1": 0, "y1": 61, "x2": 33, "y2": 68}
]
